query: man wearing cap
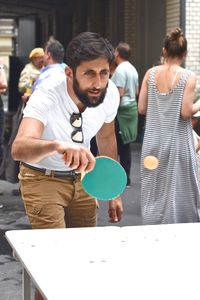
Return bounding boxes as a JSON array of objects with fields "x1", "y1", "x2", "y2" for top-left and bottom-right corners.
[{"x1": 18, "y1": 47, "x2": 44, "y2": 94}]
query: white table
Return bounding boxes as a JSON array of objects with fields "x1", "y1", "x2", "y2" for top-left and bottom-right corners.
[{"x1": 5, "y1": 223, "x2": 200, "y2": 300}]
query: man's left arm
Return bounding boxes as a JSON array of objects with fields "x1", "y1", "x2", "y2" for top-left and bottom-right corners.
[{"x1": 96, "y1": 121, "x2": 123, "y2": 222}]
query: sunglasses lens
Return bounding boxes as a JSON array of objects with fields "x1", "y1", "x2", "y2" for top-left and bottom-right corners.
[
  {"x1": 71, "y1": 130, "x2": 84, "y2": 143},
  {"x1": 70, "y1": 113, "x2": 84, "y2": 143},
  {"x1": 70, "y1": 113, "x2": 82, "y2": 128}
]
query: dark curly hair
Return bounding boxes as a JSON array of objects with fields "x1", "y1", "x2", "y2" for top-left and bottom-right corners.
[{"x1": 66, "y1": 32, "x2": 114, "y2": 73}]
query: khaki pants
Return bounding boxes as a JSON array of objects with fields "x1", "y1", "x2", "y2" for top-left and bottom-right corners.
[{"x1": 19, "y1": 164, "x2": 97, "y2": 229}]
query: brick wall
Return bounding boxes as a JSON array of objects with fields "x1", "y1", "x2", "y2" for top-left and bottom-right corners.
[
  {"x1": 166, "y1": 0, "x2": 180, "y2": 32},
  {"x1": 166, "y1": 0, "x2": 200, "y2": 91},
  {"x1": 124, "y1": 0, "x2": 137, "y2": 63},
  {"x1": 185, "y1": 0, "x2": 200, "y2": 91}
]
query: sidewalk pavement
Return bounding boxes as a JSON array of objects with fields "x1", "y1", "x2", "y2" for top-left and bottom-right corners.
[
  {"x1": 0, "y1": 142, "x2": 142, "y2": 300},
  {"x1": 0, "y1": 180, "x2": 32, "y2": 300}
]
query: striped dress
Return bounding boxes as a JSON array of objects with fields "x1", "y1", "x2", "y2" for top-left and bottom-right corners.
[{"x1": 141, "y1": 67, "x2": 200, "y2": 225}]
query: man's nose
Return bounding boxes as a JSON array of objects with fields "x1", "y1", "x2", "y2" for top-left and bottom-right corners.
[{"x1": 92, "y1": 74, "x2": 102, "y2": 88}]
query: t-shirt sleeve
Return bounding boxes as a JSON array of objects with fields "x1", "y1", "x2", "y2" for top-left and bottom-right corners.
[
  {"x1": 23, "y1": 87, "x2": 57, "y2": 126},
  {"x1": 111, "y1": 67, "x2": 126, "y2": 88},
  {"x1": 104, "y1": 80, "x2": 120, "y2": 123}
]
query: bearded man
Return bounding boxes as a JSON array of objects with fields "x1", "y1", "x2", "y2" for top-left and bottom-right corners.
[{"x1": 12, "y1": 32, "x2": 123, "y2": 230}]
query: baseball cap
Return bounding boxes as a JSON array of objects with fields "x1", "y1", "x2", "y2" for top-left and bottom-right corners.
[{"x1": 29, "y1": 48, "x2": 44, "y2": 59}]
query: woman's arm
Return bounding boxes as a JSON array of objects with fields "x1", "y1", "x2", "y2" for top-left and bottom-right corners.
[{"x1": 138, "y1": 69, "x2": 150, "y2": 115}]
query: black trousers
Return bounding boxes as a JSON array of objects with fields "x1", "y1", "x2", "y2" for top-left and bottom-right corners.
[{"x1": 115, "y1": 118, "x2": 131, "y2": 182}]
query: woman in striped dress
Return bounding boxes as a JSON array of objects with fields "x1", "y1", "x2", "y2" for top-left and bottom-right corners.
[{"x1": 138, "y1": 28, "x2": 200, "y2": 225}]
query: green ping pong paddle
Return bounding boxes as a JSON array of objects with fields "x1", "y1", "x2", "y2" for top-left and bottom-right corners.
[{"x1": 81, "y1": 156, "x2": 127, "y2": 200}]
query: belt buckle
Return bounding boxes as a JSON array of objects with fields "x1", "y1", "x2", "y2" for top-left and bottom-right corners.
[{"x1": 45, "y1": 169, "x2": 52, "y2": 176}]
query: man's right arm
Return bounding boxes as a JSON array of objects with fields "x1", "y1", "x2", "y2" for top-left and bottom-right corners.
[
  {"x1": 138, "y1": 69, "x2": 150, "y2": 115},
  {"x1": 11, "y1": 117, "x2": 95, "y2": 173}
]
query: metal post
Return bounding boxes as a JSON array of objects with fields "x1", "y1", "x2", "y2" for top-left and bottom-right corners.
[{"x1": 22, "y1": 268, "x2": 31, "y2": 300}]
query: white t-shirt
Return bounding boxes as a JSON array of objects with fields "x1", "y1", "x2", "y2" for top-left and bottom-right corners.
[
  {"x1": 23, "y1": 75, "x2": 120, "y2": 171},
  {"x1": 111, "y1": 61, "x2": 138, "y2": 106}
]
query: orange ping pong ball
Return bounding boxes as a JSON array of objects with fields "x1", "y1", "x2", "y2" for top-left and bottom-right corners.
[{"x1": 144, "y1": 155, "x2": 159, "y2": 170}]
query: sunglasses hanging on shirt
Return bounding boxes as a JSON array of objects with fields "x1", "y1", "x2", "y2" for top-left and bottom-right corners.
[{"x1": 70, "y1": 113, "x2": 84, "y2": 143}]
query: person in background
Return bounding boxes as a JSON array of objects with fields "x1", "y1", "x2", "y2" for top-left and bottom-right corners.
[
  {"x1": 0, "y1": 57, "x2": 7, "y2": 196},
  {"x1": 0, "y1": 57, "x2": 7, "y2": 166},
  {"x1": 0, "y1": 57, "x2": 7, "y2": 93},
  {"x1": 111, "y1": 42, "x2": 139, "y2": 187},
  {"x1": 32, "y1": 38, "x2": 65, "y2": 90},
  {"x1": 11, "y1": 32, "x2": 123, "y2": 300},
  {"x1": 18, "y1": 47, "x2": 44, "y2": 102},
  {"x1": 138, "y1": 27, "x2": 200, "y2": 225},
  {"x1": 7, "y1": 48, "x2": 44, "y2": 195}
]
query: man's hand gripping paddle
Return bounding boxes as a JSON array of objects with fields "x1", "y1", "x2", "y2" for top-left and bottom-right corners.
[{"x1": 81, "y1": 156, "x2": 127, "y2": 200}]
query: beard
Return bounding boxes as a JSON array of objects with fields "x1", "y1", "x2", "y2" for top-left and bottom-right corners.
[{"x1": 73, "y1": 78, "x2": 108, "y2": 108}]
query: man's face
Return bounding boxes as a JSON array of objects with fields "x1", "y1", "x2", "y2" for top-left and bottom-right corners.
[{"x1": 72, "y1": 58, "x2": 110, "y2": 108}]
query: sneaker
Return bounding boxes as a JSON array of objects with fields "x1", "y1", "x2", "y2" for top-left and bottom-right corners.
[{"x1": 126, "y1": 178, "x2": 131, "y2": 188}]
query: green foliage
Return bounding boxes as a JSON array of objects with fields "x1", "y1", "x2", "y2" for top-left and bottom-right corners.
[{"x1": 196, "y1": 88, "x2": 200, "y2": 101}]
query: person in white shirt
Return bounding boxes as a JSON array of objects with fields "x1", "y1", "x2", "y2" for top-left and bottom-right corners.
[
  {"x1": 12, "y1": 32, "x2": 123, "y2": 227},
  {"x1": 111, "y1": 42, "x2": 139, "y2": 187},
  {"x1": 12, "y1": 31, "x2": 123, "y2": 300}
]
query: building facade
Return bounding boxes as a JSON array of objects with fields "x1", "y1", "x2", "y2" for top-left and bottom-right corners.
[
  {"x1": 0, "y1": 0, "x2": 200, "y2": 110},
  {"x1": 185, "y1": 0, "x2": 200, "y2": 90}
]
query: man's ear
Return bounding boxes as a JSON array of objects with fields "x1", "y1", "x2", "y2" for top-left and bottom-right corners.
[
  {"x1": 65, "y1": 66, "x2": 73, "y2": 80},
  {"x1": 46, "y1": 51, "x2": 51, "y2": 60}
]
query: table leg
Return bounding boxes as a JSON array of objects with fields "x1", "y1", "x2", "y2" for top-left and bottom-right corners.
[{"x1": 22, "y1": 268, "x2": 31, "y2": 300}]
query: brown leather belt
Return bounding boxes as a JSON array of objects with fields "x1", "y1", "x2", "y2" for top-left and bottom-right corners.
[{"x1": 21, "y1": 162, "x2": 78, "y2": 179}]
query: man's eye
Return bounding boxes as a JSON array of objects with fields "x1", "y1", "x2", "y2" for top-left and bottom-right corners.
[
  {"x1": 84, "y1": 71, "x2": 94, "y2": 76},
  {"x1": 101, "y1": 70, "x2": 109, "y2": 76}
]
